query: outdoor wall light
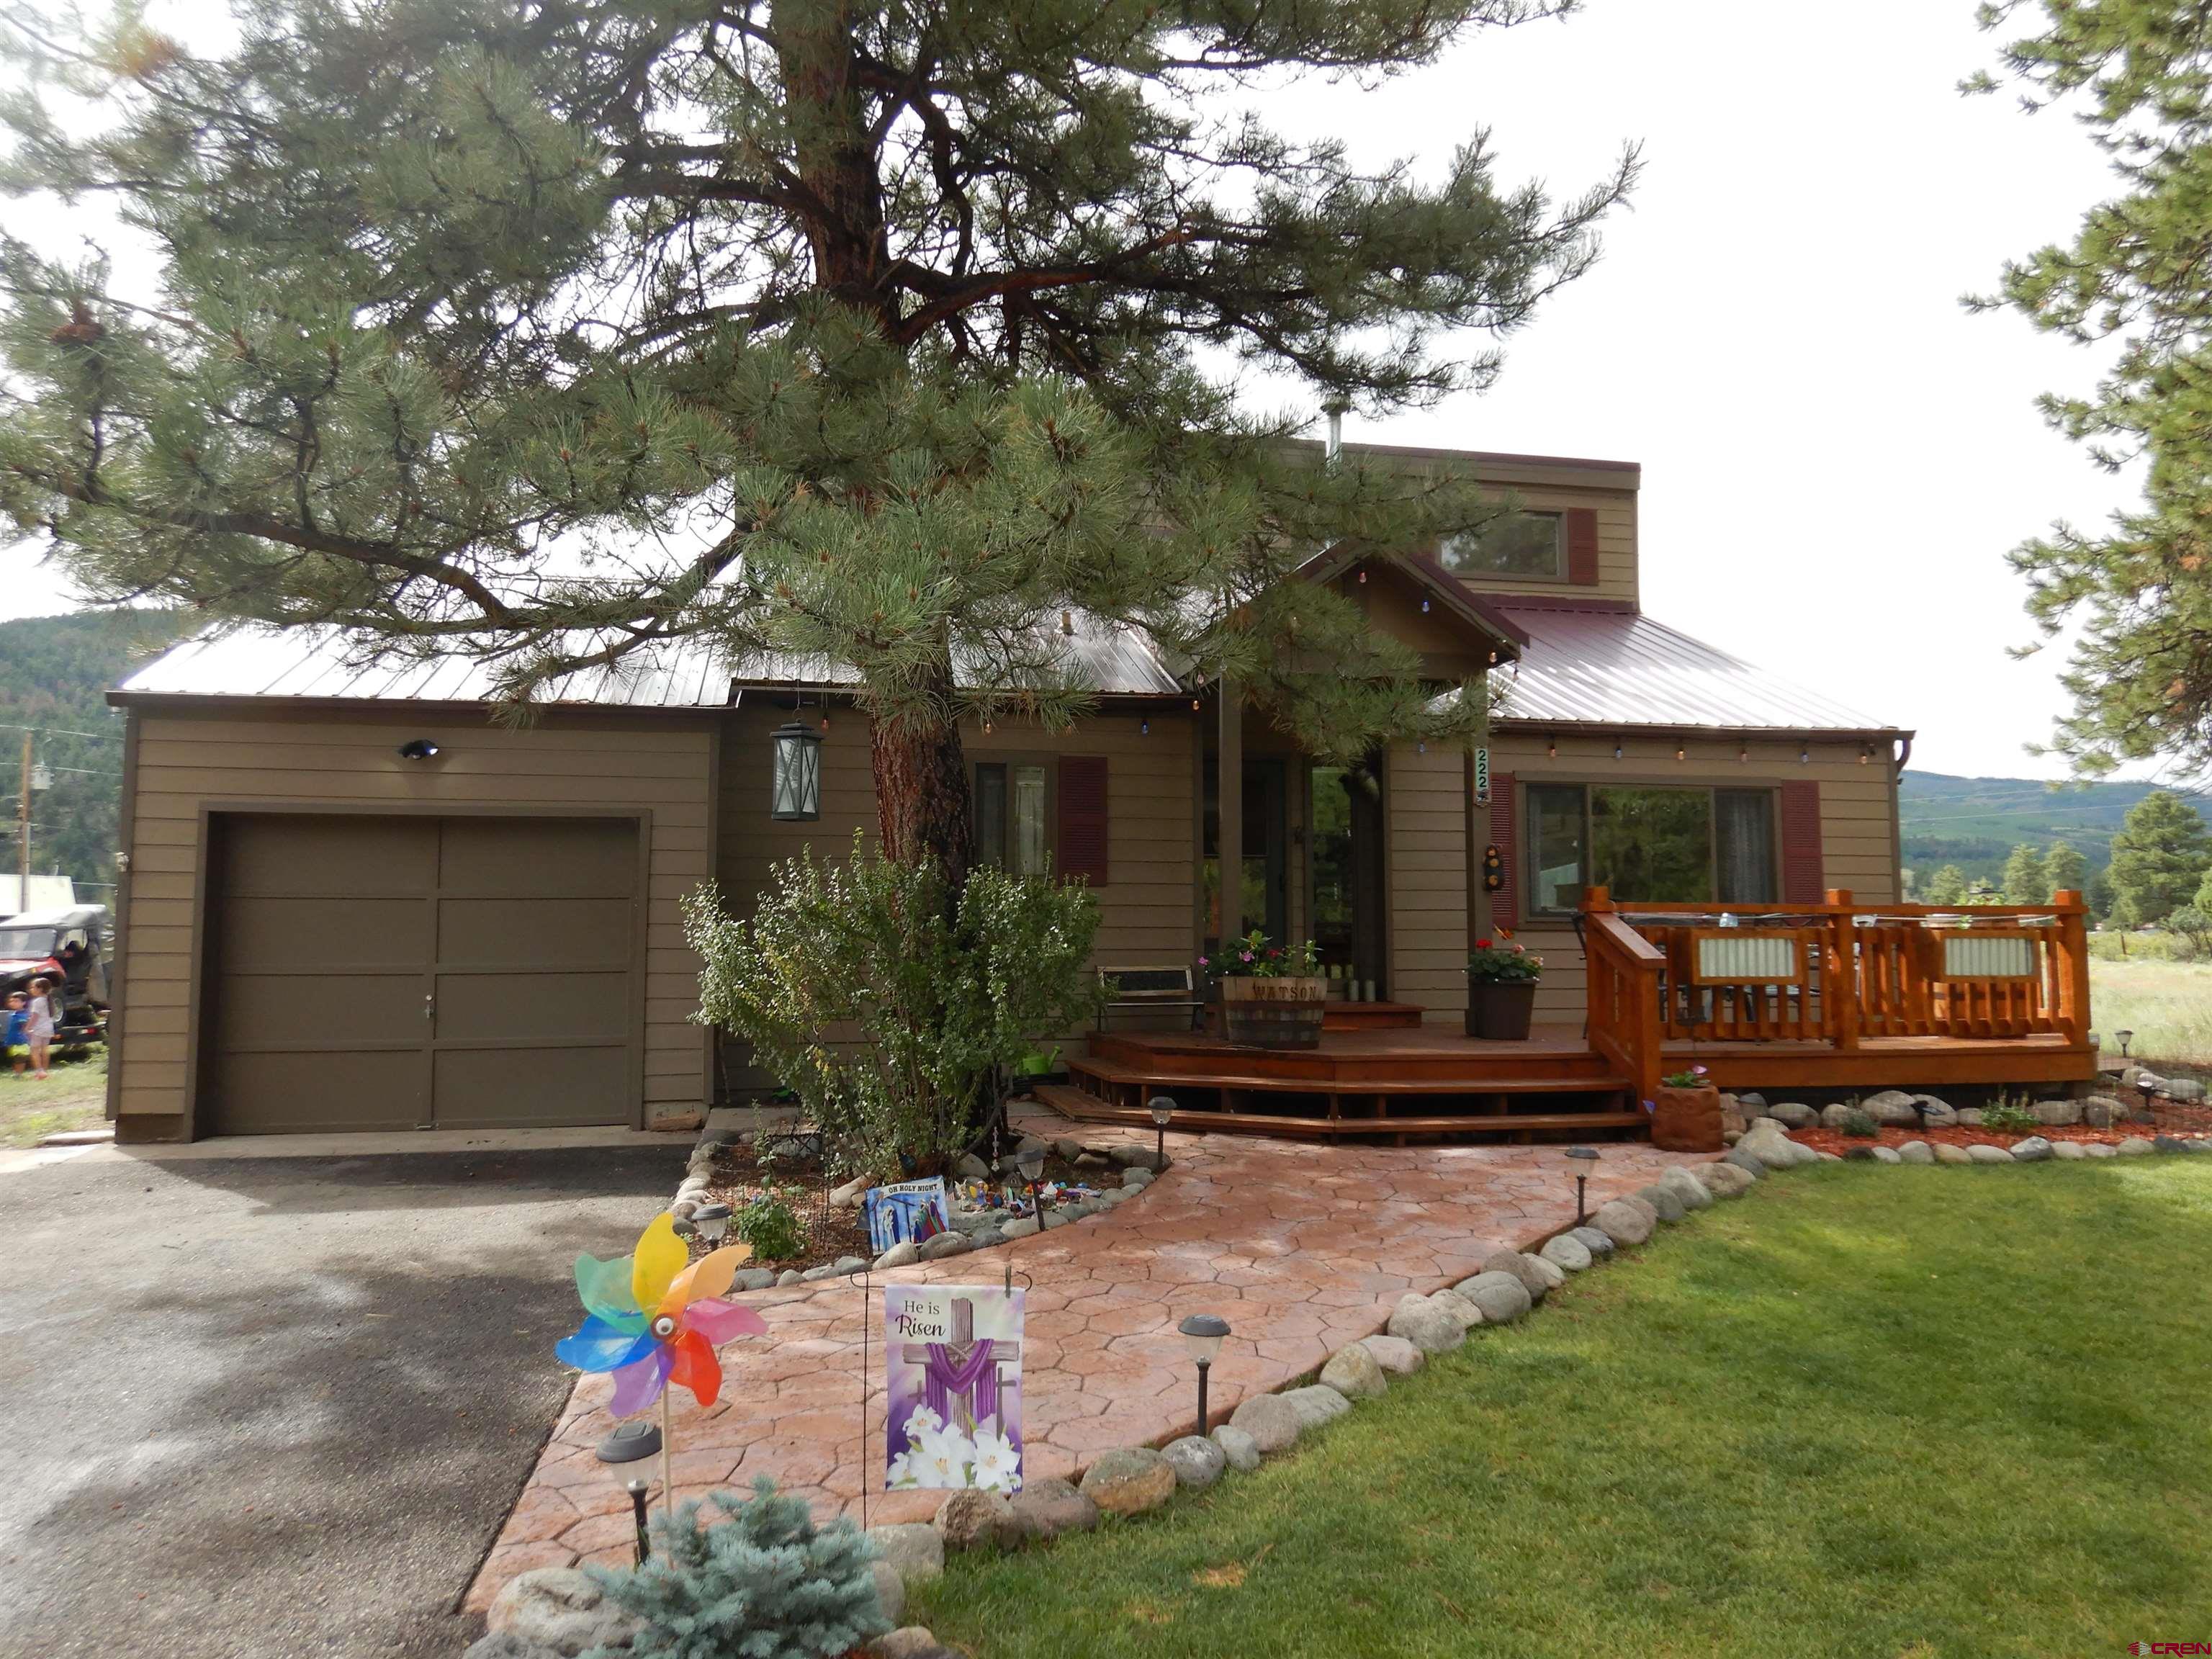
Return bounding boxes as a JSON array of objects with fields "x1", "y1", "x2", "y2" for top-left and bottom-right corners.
[
  {"x1": 595, "y1": 1418, "x2": 662, "y2": 1563},
  {"x1": 1565, "y1": 1146, "x2": 1599, "y2": 1227},
  {"x1": 769, "y1": 719, "x2": 824, "y2": 821},
  {"x1": 2117, "y1": 1029, "x2": 2135, "y2": 1058},
  {"x1": 1148, "y1": 1094, "x2": 1175, "y2": 1171},
  {"x1": 693, "y1": 1201, "x2": 732, "y2": 1246},
  {"x1": 396, "y1": 738, "x2": 440, "y2": 761},
  {"x1": 1178, "y1": 1313, "x2": 1232, "y2": 1435},
  {"x1": 1017, "y1": 1144, "x2": 1048, "y2": 1228}
]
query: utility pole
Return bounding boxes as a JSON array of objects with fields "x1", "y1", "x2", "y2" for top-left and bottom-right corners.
[{"x1": 17, "y1": 729, "x2": 30, "y2": 914}]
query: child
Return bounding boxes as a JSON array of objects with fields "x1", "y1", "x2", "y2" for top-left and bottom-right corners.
[
  {"x1": 4, "y1": 992, "x2": 26, "y2": 1078},
  {"x1": 22, "y1": 977, "x2": 55, "y2": 1081}
]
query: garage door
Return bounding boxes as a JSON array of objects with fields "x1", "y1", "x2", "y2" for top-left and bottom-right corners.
[{"x1": 202, "y1": 814, "x2": 639, "y2": 1134}]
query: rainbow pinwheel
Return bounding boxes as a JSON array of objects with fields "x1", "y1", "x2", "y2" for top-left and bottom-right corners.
[{"x1": 557, "y1": 1213, "x2": 768, "y2": 1416}]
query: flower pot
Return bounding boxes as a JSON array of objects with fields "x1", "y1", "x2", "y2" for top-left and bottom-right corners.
[
  {"x1": 1465, "y1": 978, "x2": 1537, "y2": 1040},
  {"x1": 1218, "y1": 976, "x2": 1327, "y2": 1048},
  {"x1": 1650, "y1": 1084, "x2": 1724, "y2": 1153}
]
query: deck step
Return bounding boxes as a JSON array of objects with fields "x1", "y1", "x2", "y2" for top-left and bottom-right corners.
[
  {"x1": 1069, "y1": 1057, "x2": 1628, "y2": 1097},
  {"x1": 1032, "y1": 1084, "x2": 1647, "y2": 1141}
]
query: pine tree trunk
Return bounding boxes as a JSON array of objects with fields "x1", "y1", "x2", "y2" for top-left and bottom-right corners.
[{"x1": 870, "y1": 662, "x2": 974, "y2": 894}]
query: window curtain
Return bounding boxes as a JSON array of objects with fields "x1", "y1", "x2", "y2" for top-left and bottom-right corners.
[{"x1": 1717, "y1": 790, "x2": 1776, "y2": 903}]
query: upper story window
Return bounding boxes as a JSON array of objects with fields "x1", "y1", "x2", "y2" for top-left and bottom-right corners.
[{"x1": 1439, "y1": 511, "x2": 1565, "y2": 581}]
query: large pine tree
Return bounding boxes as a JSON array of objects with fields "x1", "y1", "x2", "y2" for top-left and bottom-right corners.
[
  {"x1": 0, "y1": 0, "x2": 1632, "y2": 884},
  {"x1": 1972, "y1": 1, "x2": 2212, "y2": 778}
]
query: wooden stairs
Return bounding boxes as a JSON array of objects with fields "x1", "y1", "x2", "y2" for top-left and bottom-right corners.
[{"x1": 1037, "y1": 1027, "x2": 1648, "y2": 1143}]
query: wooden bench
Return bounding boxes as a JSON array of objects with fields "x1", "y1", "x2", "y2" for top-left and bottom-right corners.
[{"x1": 1097, "y1": 963, "x2": 1205, "y2": 1033}]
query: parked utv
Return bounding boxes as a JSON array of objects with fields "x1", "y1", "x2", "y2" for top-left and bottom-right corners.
[{"x1": 0, "y1": 906, "x2": 109, "y2": 1051}]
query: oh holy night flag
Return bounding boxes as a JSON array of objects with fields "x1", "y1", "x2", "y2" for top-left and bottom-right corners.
[{"x1": 884, "y1": 1283, "x2": 1025, "y2": 1493}]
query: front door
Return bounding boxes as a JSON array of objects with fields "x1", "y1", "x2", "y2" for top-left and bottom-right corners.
[{"x1": 1309, "y1": 758, "x2": 1387, "y2": 995}]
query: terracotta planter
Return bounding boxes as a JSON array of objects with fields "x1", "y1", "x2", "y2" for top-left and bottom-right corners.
[
  {"x1": 1218, "y1": 976, "x2": 1327, "y2": 1049},
  {"x1": 1465, "y1": 978, "x2": 1537, "y2": 1040},
  {"x1": 1651, "y1": 1084, "x2": 1724, "y2": 1153}
]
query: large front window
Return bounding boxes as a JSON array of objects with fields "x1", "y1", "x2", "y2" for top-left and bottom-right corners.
[{"x1": 1528, "y1": 785, "x2": 1776, "y2": 912}]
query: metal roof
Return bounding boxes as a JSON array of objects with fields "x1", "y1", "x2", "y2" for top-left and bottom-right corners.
[
  {"x1": 1490, "y1": 603, "x2": 1900, "y2": 734},
  {"x1": 116, "y1": 627, "x2": 734, "y2": 707},
  {"x1": 117, "y1": 612, "x2": 1184, "y2": 704}
]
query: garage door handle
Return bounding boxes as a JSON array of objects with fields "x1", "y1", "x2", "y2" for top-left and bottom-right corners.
[{"x1": 423, "y1": 992, "x2": 436, "y2": 1022}]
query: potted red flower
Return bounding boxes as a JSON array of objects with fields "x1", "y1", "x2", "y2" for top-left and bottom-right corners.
[
  {"x1": 1466, "y1": 935, "x2": 1542, "y2": 1040},
  {"x1": 1206, "y1": 930, "x2": 1327, "y2": 1048},
  {"x1": 1650, "y1": 1064, "x2": 1723, "y2": 1152}
]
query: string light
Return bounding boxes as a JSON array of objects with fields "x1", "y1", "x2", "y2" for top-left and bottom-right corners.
[
  {"x1": 1547, "y1": 737, "x2": 1558, "y2": 759},
  {"x1": 1675, "y1": 744, "x2": 1686, "y2": 761},
  {"x1": 1141, "y1": 718, "x2": 1150, "y2": 735},
  {"x1": 1799, "y1": 745, "x2": 1809, "y2": 765},
  {"x1": 1614, "y1": 742, "x2": 1624, "y2": 761},
  {"x1": 1420, "y1": 596, "x2": 1431, "y2": 613},
  {"x1": 1858, "y1": 745, "x2": 1872, "y2": 765},
  {"x1": 1738, "y1": 745, "x2": 1749, "y2": 763}
]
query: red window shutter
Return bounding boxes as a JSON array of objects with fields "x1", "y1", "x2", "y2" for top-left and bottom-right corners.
[
  {"x1": 1780, "y1": 781, "x2": 1823, "y2": 904},
  {"x1": 1565, "y1": 508, "x2": 1600, "y2": 586},
  {"x1": 1488, "y1": 771, "x2": 1518, "y2": 930},
  {"x1": 1056, "y1": 755, "x2": 1110, "y2": 885}
]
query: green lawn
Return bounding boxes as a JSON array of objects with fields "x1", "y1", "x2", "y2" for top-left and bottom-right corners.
[
  {"x1": 2090, "y1": 953, "x2": 2212, "y2": 1069},
  {"x1": 917, "y1": 1163, "x2": 2212, "y2": 1658},
  {"x1": 0, "y1": 1046, "x2": 108, "y2": 1148}
]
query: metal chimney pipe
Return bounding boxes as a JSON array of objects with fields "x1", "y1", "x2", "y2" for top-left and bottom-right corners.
[{"x1": 1323, "y1": 398, "x2": 1347, "y2": 463}]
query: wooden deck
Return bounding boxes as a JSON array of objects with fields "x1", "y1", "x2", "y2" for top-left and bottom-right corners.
[{"x1": 1041, "y1": 891, "x2": 2103, "y2": 1146}]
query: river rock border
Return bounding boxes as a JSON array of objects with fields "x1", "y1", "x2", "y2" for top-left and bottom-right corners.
[{"x1": 667, "y1": 1129, "x2": 1167, "y2": 1286}]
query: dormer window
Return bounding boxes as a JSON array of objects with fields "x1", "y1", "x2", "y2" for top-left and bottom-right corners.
[{"x1": 1440, "y1": 510, "x2": 1565, "y2": 580}]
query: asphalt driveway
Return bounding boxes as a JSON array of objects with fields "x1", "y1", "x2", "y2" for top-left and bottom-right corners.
[{"x1": 0, "y1": 1140, "x2": 684, "y2": 1659}]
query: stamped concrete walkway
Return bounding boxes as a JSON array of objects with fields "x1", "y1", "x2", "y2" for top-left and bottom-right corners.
[{"x1": 467, "y1": 1122, "x2": 1697, "y2": 1610}]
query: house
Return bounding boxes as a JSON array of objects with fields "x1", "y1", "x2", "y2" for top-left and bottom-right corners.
[{"x1": 101, "y1": 442, "x2": 2092, "y2": 1143}]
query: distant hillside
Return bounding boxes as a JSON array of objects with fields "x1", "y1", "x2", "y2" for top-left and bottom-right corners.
[
  {"x1": 1899, "y1": 770, "x2": 2212, "y2": 889},
  {"x1": 1, "y1": 609, "x2": 192, "y2": 896}
]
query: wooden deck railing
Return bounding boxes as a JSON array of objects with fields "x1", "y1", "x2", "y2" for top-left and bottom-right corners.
[{"x1": 1580, "y1": 886, "x2": 2094, "y2": 1095}]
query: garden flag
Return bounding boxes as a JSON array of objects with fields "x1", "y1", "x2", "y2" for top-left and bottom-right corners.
[
  {"x1": 884, "y1": 1283, "x2": 1025, "y2": 1492},
  {"x1": 863, "y1": 1177, "x2": 952, "y2": 1254}
]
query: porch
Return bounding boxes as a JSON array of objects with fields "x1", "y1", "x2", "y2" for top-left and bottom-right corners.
[{"x1": 1039, "y1": 889, "x2": 2103, "y2": 1143}]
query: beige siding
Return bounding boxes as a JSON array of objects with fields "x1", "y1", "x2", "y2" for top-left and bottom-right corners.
[
  {"x1": 712, "y1": 704, "x2": 1197, "y2": 1091},
  {"x1": 1385, "y1": 739, "x2": 1471, "y2": 1023},
  {"x1": 116, "y1": 709, "x2": 716, "y2": 1136},
  {"x1": 1488, "y1": 731, "x2": 1901, "y2": 1025},
  {"x1": 1448, "y1": 480, "x2": 1639, "y2": 606}
]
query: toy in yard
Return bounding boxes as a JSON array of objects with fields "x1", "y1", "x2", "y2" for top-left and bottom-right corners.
[{"x1": 557, "y1": 1213, "x2": 767, "y2": 1514}]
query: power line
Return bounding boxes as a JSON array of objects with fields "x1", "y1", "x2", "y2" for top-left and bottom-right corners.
[{"x1": 0, "y1": 721, "x2": 122, "y2": 743}]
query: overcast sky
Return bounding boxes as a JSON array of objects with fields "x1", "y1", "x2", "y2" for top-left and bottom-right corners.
[{"x1": 0, "y1": 0, "x2": 2150, "y2": 781}]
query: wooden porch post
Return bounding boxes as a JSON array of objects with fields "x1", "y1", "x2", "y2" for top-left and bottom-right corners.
[
  {"x1": 1218, "y1": 676, "x2": 1243, "y2": 943},
  {"x1": 1825, "y1": 888, "x2": 1860, "y2": 1053},
  {"x1": 2052, "y1": 887, "x2": 2092, "y2": 1046}
]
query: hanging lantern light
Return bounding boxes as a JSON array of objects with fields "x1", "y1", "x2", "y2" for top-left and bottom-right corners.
[{"x1": 769, "y1": 720, "x2": 824, "y2": 821}]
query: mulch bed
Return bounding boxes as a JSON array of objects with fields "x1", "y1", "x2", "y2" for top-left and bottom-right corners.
[
  {"x1": 683, "y1": 1140, "x2": 1114, "y2": 1276},
  {"x1": 1787, "y1": 1100, "x2": 2212, "y2": 1159}
]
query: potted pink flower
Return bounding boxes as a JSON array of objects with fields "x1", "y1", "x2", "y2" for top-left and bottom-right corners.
[
  {"x1": 1207, "y1": 930, "x2": 1327, "y2": 1048},
  {"x1": 1466, "y1": 935, "x2": 1542, "y2": 1040}
]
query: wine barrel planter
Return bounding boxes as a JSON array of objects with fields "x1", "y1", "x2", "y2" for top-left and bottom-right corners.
[{"x1": 1218, "y1": 976, "x2": 1328, "y2": 1049}]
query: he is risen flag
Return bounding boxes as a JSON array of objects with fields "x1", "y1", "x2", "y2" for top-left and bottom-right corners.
[{"x1": 884, "y1": 1284, "x2": 1024, "y2": 1492}]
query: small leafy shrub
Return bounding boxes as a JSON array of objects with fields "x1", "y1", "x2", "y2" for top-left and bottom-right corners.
[
  {"x1": 1661, "y1": 1064, "x2": 1712, "y2": 1089},
  {"x1": 1838, "y1": 1107, "x2": 1879, "y2": 1138},
  {"x1": 734, "y1": 1188, "x2": 806, "y2": 1262},
  {"x1": 685, "y1": 837, "x2": 1103, "y2": 1176},
  {"x1": 587, "y1": 1478, "x2": 889, "y2": 1659},
  {"x1": 1982, "y1": 1097, "x2": 2040, "y2": 1133}
]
